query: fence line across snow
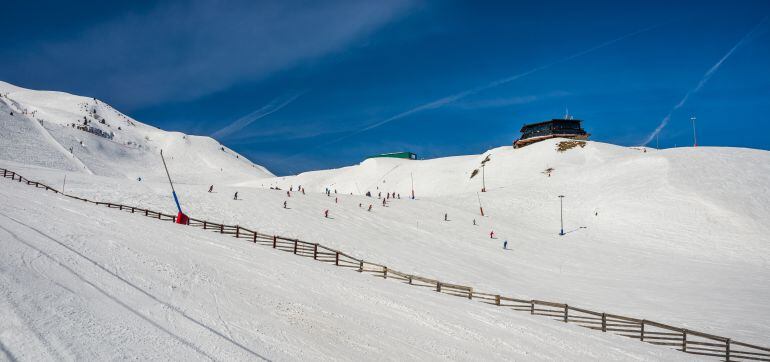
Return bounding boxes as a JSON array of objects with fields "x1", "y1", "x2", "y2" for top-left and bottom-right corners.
[{"x1": 1, "y1": 167, "x2": 767, "y2": 362}]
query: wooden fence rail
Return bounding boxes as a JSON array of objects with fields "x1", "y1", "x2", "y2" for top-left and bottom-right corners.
[{"x1": 1, "y1": 167, "x2": 767, "y2": 362}]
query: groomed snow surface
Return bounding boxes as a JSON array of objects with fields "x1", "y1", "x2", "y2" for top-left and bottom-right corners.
[
  {"x1": 0, "y1": 176, "x2": 694, "y2": 361},
  {"x1": 1, "y1": 81, "x2": 768, "y2": 360}
]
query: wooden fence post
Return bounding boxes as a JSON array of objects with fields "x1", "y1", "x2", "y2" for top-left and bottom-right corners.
[
  {"x1": 640, "y1": 320, "x2": 645, "y2": 341},
  {"x1": 119, "y1": 205, "x2": 123, "y2": 210},
  {"x1": 203, "y1": 221, "x2": 207, "y2": 229},
  {"x1": 682, "y1": 329, "x2": 687, "y2": 352},
  {"x1": 563, "y1": 304, "x2": 568, "y2": 322},
  {"x1": 358, "y1": 260, "x2": 363, "y2": 272},
  {"x1": 219, "y1": 224, "x2": 224, "y2": 233},
  {"x1": 725, "y1": 338, "x2": 731, "y2": 361},
  {"x1": 313, "y1": 244, "x2": 318, "y2": 260},
  {"x1": 530, "y1": 300, "x2": 535, "y2": 315},
  {"x1": 601, "y1": 313, "x2": 607, "y2": 332},
  {"x1": 235, "y1": 225, "x2": 240, "y2": 238},
  {"x1": 131, "y1": 207, "x2": 135, "y2": 213},
  {"x1": 273, "y1": 236, "x2": 277, "y2": 248},
  {"x1": 145, "y1": 210, "x2": 148, "y2": 216},
  {"x1": 468, "y1": 288, "x2": 472, "y2": 300},
  {"x1": 408, "y1": 276, "x2": 413, "y2": 285},
  {"x1": 383, "y1": 266, "x2": 387, "y2": 279},
  {"x1": 252, "y1": 232, "x2": 257, "y2": 243},
  {"x1": 436, "y1": 282, "x2": 441, "y2": 292},
  {"x1": 172, "y1": 215, "x2": 176, "y2": 223},
  {"x1": 495, "y1": 295, "x2": 500, "y2": 306},
  {"x1": 335, "y1": 252, "x2": 339, "y2": 266},
  {"x1": 293, "y1": 240, "x2": 298, "y2": 254}
]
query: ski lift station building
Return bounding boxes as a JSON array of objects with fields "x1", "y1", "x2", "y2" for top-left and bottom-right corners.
[
  {"x1": 514, "y1": 118, "x2": 589, "y2": 148},
  {"x1": 366, "y1": 151, "x2": 417, "y2": 160}
]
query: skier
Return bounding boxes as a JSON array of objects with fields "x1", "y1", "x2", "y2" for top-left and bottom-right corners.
[
  {"x1": 444, "y1": 213, "x2": 448, "y2": 221},
  {"x1": 397, "y1": 193, "x2": 400, "y2": 199},
  {"x1": 368, "y1": 204, "x2": 373, "y2": 212},
  {"x1": 473, "y1": 219, "x2": 476, "y2": 226},
  {"x1": 286, "y1": 191, "x2": 291, "y2": 197},
  {"x1": 283, "y1": 201, "x2": 288, "y2": 209},
  {"x1": 382, "y1": 198, "x2": 386, "y2": 206},
  {"x1": 233, "y1": 192, "x2": 238, "y2": 200},
  {"x1": 490, "y1": 230, "x2": 495, "y2": 239},
  {"x1": 378, "y1": 192, "x2": 381, "y2": 199},
  {"x1": 503, "y1": 240, "x2": 508, "y2": 249},
  {"x1": 324, "y1": 209, "x2": 329, "y2": 218},
  {"x1": 335, "y1": 197, "x2": 338, "y2": 203},
  {"x1": 301, "y1": 188, "x2": 305, "y2": 195},
  {"x1": 290, "y1": 186, "x2": 293, "y2": 192},
  {"x1": 208, "y1": 185, "x2": 213, "y2": 193}
]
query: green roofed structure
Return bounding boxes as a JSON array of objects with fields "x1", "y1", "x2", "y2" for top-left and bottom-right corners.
[{"x1": 366, "y1": 151, "x2": 417, "y2": 160}]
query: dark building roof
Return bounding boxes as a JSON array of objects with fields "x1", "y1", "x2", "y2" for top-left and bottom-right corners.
[
  {"x1": 520, "y1": 119, "x2": 585, "y2": 133},
  {"x1": 515, "y1": 118, "x2": 589, "y2": 148}
]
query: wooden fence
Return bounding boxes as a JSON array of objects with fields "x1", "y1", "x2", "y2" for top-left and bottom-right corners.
[{"x1": 1, "y1": 167, "x2": 767, "y2": 361}]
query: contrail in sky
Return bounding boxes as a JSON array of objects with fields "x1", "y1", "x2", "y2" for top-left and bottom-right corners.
[
  {"x1": 335, "y1": 23, "x2": 662, "y2": 142},
  {"x1": 641, "y1": 17, "x2": 767, "y2": 146},
  {"x1": 212, "y1": 91, "x2": 305, "y2": 140},
  {"x1": 279, "y1": 22, "x2": 662, "y2": 166}
]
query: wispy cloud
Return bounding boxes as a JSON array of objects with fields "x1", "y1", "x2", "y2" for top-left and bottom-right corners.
[
  {"x1": 641, "y1": 17, "x2": 767, "y2": 146},
  {"x1": 335, "y1": 22, "x2": 661, "y2": 141},
  {"x1": 1, "y1": 0, "x2": 415, "y2": 108},
  {"x1": 211, "y1": 91, "x2": 305, "y2": 140},
  {"x1": 453, "y1": 91, "x2": 570, "y2": 110},
  {"x1": 276, "y1": 22, "x2": 661, "y2": 165}
]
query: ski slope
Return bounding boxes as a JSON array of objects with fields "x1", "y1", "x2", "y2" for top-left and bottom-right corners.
[
  {"x1": 0, "y1": 173, "x2": 691, "y2": 360},
  {"x1": 1, "y1": 80, "x2": 768, "y2": 359},
  {"x1": 9, "y1": 138, "x2": 768, "y2": 346},
  {"x1": 0, "y1": 81, "x2": 273, "y2": 184}
]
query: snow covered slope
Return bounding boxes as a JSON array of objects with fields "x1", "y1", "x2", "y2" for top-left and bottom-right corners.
[
  {"x1": 9, "y1": 137, "x2": 767, "y2": 348},
  {"x1": 0, "y1": 172, "x2": 692, "y2": 360},
  {"x1": 2, "y1": 81, "x2": 768, "y2": 358},
  {"x1": 0, "y1": 81, "x2": 273, "y2": 184}
]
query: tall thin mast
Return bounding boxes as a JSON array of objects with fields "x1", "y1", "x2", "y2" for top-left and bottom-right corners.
[{"x1": 160, "y1": 150, "x2": 182, "y2": 213}]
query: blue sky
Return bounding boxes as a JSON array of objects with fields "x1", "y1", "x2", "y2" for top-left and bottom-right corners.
[{"x1": 2, "y1": 1, "x2": 769, "y2": 175}]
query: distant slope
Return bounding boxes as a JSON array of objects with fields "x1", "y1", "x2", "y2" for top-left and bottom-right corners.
[{"x1": 0, "y1": 81, "x2": 273, "y2": 184}]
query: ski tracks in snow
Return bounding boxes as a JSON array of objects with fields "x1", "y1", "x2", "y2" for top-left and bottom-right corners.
[{"x1": 0, "y1": 211, "x2": 270, "y2": 361}]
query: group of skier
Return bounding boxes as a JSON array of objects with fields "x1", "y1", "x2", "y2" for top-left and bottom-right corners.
[{"x1": 210, "y1": 182, "x2": 510, "y2": 250}]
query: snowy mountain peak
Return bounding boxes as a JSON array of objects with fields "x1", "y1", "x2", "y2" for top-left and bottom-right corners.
[{"x1": 0, "y1": 81, "x2": 274, "y2": 183}]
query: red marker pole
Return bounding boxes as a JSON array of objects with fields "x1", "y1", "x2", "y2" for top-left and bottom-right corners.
[{"x1": 477, "y1": 192, "x2": 485, "y2": 216}]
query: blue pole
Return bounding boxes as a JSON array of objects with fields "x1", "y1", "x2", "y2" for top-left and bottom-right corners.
[
  {"x1": 172, "y1": 191, "x2": 182, "y2": 214},
  {"x1": 161, "y1": 150, "x2": 183, "y2": 214}
]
